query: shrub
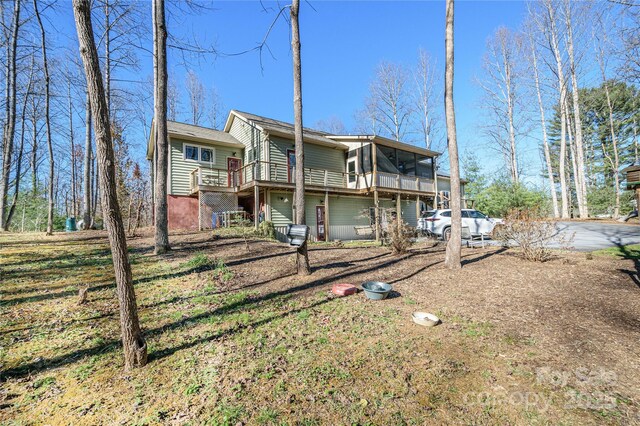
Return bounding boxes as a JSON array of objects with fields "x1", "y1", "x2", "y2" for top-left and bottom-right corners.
[
  {"x1": 475, "y1": 181, "x2": 549, "y2": 218},
  {"x1": 257, "y1": 220, "x2": 276, "y2": 239},
  {"x1": 386, "y1": 218, "x2": 415, "y2": 255},
  {"x1": 495, "y1": 208, "x2": 572, "y2": 262}
]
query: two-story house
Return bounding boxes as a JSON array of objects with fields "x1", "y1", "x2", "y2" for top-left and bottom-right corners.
[{"x1": 147, "y1": 110, "x2": 464, "y2": 241}]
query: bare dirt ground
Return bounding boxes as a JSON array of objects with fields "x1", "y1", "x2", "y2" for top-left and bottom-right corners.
[{"x1": 1, "y1": 229, "x2": 639, "y2": 425}]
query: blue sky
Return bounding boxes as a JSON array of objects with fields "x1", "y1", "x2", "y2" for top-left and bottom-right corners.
[
  {"x1": 55, "y1": 1, "x2": 535, "y2": 180},
  {"x1": 163, "y1": 1, "x2": 535, "y2": 178}
]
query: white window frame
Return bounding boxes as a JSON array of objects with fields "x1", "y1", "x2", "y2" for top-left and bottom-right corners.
[
  {"x1": 347, "y1": 158, "x2": 357, "y2": 184},
  {"x1": 183, "y1": 142, "x2": 216, "y2": 165}
]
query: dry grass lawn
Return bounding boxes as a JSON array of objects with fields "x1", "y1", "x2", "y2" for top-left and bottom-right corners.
[{"x1": 1, "y1": 229, "x2": 639, "y2": 425}]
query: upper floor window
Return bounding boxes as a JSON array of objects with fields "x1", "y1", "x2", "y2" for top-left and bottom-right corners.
[
  {"x1": 184, "y1": 143, "x2": 215, "y2": 164},
  {"x1": 347, "y1": 158, "x2": 357, "y2": 183},
  {"x1": 377, "y1": 146, "x2": 433, "y2": 179}
]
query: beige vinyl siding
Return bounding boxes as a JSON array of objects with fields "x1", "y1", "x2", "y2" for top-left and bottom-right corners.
[
  {"x1": 169, "y1": 137, "x2": 237, "y2": 195},
  {"x1": 270, "y1": 137, "x2": 346, "y2": 186}
]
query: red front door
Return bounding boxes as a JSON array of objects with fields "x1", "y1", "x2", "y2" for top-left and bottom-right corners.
[
  {"x1": 287, "y1": 149, "x2": 296, "y2": 183},
  {"x1": 316, "y1": 206, "x2": 326, "y2": 241},
  {"x1": 227, "y1": 157, "x2": 242, "y2": 187}
]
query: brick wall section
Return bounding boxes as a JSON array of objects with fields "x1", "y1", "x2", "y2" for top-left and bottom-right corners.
[{"x1": 168, "y1": 195, "x2": 199, "y2": 230}]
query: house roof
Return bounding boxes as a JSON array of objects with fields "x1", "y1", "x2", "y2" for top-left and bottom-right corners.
[
  {"x1": 225, "y1": 110, "x2": 348, "y2": 150},
  {"x1": 146, "y1": 120, "x2": 244, "y2": 159},
  {"x1": 621, "y1": 160, "x2": 640, "y2": 174},
  {"x1": 436, "y1": 172, "x2": 469, "y2": 184},
  {"x1": 326, "y1": 134, "x2": 440, "y2": 158}
]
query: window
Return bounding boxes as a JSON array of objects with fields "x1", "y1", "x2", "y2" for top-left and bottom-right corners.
[
  {"x1": 377, "y1": 146, "x2": 398, "y2": 174},
  {"x1": 185, "y1": 145, "x2": 198, "y2": 161},
  {"x1": 469, "y1": 210, "x2": 487, "y2": 219},
  {"x1": 200, "y1": 148, "x2": 213, "y2": 163},
  {"x1": 440, "y1": 211, "x2": 451, "y2": 217},
  {"x1": 397, "y1": 150, "x2": 416, "y2": 176},
  {"x1": 361, "y1": 145, "x2": 373, "y2": 173},
  {"x1": 416, "y1": 155, "x2": 434, "y2": 179},
  {"x1": 461, "y1": 211, "x2": 471, "y2": 218},
  {"x1": 183, "y1": 144, "x2": 216, "y2": 164},
  {"x1": 347, "y1": 159, "x2": 357, "y2": 183}
]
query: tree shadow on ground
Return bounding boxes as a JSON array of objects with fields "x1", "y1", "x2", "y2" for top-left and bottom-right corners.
[{"x1": 1, "y1": 241, "x2": 510, "y2": 379}]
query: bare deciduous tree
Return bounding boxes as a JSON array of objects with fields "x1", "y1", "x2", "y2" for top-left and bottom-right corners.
[
  {"x1": 537, "y1": 0, "x2": 570, "y2": 218},
  {"x1": 33, "y1": 0, "x2": 55, "y2": 235},
  {"x1": 444, "y1": 0, "x2": 462, "y2": 270},
  {"x1": 291, "y1": 0, "x2": 310, "y2": 275},
  {"x1": 153, "y1": 0, "x2": 170, "y2": 254},
  {"x1": 0, "y1": 0, "x2": 20, "y2": 231},
  {"x1": 414, "y1": 49, "x2": 441, "y2": 150},
  {"x1": 167, "y1": 78, "x2": 179, "y2": 121},
  {"x1": 186, "y1": 70, "x2": 205, "y2": 126},
  {"x1": 478, "y1": 27, "x2": 521, "y2": 184},
  {"x1": 207, "y1": 85, "x2": 224, "y2": 130},
  {"x1": 525, "y1": 23, "x2": 560, "y2": 218},
  {"x1": 314, "y1": 115, "x2": 347, "y2": 134},
  {"x1": 561, "y1": 0, "x2": 589, "y2": 218},
  {"x1": 367, "y1": 61, "x2": 413, "y2": 141},
  {"x1": 595, "y1": 27, "x2": 622, "y2": 218},
  {"x1": 83, "y1": 92, "x2": 92, "y2": 229},
  {"x1": 73, "y1": 0, "x2": 147, "y2": 369}
]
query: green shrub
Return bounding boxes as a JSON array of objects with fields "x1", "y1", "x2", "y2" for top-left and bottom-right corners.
[
  {"x1": 475, "y1": 181, "x2": 549, "y2": 218},
  {"x1": 257, "y1": 220, "x2": 276, "y2": 239}
]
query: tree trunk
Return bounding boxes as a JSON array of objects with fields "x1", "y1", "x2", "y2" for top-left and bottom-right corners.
[
  {"x1": 603, "y1": 84, "x2": 621, "y2": 218},
  {"x1": 5, "y1": 58, "x2": 34, "y2": 230},
  {"x1": 503, "y1": 46, "x2": 518, "y2": 184},
  {"x1": 291, "y1": 0, "x2": 310, "y2": 275},
  {"x1": 153, "y1": 0, "x2": 170, "y2": 254},
  {"x1": 559, "y1": 97, "x2": 569, "y2": 218},
  {"x1": 73, "y1": 0, "x2": 147, "y2": 369},
  {"x1": 33, "y1": 0, "x2": 55, "y2": 235},
  {"x1": 105, "y1": 0, "x2": 111, "y2": 115},
  {"x1": 83, "y1": 92, "x2": 92, "y2": 229},
  {"x1": 68, "y1": 82, "x2": 77, "y2": 218},
  {"x1": 566, "y1": 102, "x2": 580, "y2": 217},
  {"x1": 545, "y1": 1, "x2": 570, "y2": 218},
  {"x1": 529, "y1": 38, "x2": 559, "y2": 217},
  {"x1": 596, "y1": 42, "x2": 621, "y2": 219},
  {"x1": 30, "y1": 97, "x2": 38, "y2": 196},
  {"x1": 0, "y1": 0, "x2": 20, "y2": 230},
  {"x1": 563, "y1": 0, "x2": 588, "y2": 218},
  {"x1": 444, "y1": 0, "x2": 461, "y2": 270}
]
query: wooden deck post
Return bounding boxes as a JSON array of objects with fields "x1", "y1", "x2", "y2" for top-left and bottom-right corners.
[
  {"x1": 324, "y1": 191, "x2": 330, "y2": 241},
  {"x1": 254, "y1": 184, "x2": 259, "y2": 230},
  {"x1": 396, "y1": 192, "x2": 402, "y2": 233},
  {"x1": 374, "y1": 189, "x2": 380, "y2": 242},
  {"x1": 416, "y1": 195, "x2": 420, "y2": 222}
]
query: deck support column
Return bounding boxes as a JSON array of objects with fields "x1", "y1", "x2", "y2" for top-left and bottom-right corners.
[
  {"x1": 254, "y1": 184, "x2": 260, "y2": 230},
  {"x1": 374, "y1": 189, "x2": 380, "y2": 242},
  {"x1": 324, "y1": 191, "x2": 330, "y2": 242},
  {"x1": 396, "y1": 192, "x2": 402, "y2": 233},
  {"x1": 416, "y1": 195, "x2": 420, "y2": 223}
]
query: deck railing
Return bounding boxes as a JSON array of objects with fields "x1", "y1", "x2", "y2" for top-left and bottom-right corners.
[
  {"x1": 190, "y1": 161, "x2": 435, "y2": 193},
  {"x1": 374, "y1": 172, "x2": 435, "y2": 193}
]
